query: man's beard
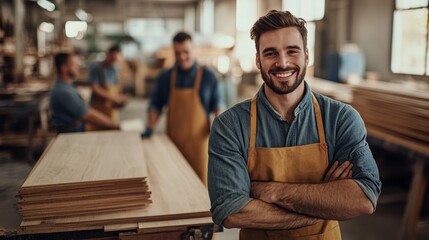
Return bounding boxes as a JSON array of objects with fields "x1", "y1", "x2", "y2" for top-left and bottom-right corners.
[
  {"x1": 66, "y1": 70, "x2": 76, "y2": 79},
  {"x1": 260, "y1": 63, "x2": 306, "y2": 95}
]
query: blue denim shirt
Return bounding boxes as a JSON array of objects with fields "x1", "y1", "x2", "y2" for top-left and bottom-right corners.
[
  {"x1": 50, "y1": 80, "x2": 88, "y2": 132},
  {"x1": 208, "y1": 82, "x2": 382, "y2": 226},
  {"x1": 148, "y1": 63, "x2": 222, "y2": 116},
  {"x1": 87, "y1": 62, "x2": 119, "y2": 86}
]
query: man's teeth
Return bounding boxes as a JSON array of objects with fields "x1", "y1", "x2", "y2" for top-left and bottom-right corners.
[{"x1": 275, "y1": 72, "x2": 293, "y2": 78}]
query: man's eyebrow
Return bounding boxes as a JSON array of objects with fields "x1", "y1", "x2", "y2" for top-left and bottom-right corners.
[
  {"x1": 262, "y1": 47, "x2": 276, "y2": 54},
  {"x1": 286, "y1": 45, "x2": 302, "y2": 50},
  {"x1": 262, "y1": 45, "x2": 302, "y2": 54}
]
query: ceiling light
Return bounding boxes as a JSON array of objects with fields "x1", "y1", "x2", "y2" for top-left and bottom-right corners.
[
  {"x1": 65, "y1": 21, "x2": 87, "y2": 39},
  {"x1": 37, "y1": 0, "x2": 55, "y2": 12},
  {"x1": 75, "y1": 8, "x2": 93, "y2": 22},
  {"x1": 39, "y1": 22, "x2": 54, "y2": 33}
]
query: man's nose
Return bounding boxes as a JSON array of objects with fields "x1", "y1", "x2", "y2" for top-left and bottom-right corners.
[{"x1": 275, "y1": 53, "x2": 290, "y2": 69}]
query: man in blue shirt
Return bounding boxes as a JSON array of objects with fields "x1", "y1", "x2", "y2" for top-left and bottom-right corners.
[
  {"x1": 141, "y1": 31, "x2": 222, "y2": 186},
  {"x1": 50, "y1": 52, "x2": 120, "y2": 133},
  {"x1": 87, "y1": 45, "x2": 127, "y2": 120},
  {"x1": 208, "y1": 10, "x2": 381, "y2": 240}
]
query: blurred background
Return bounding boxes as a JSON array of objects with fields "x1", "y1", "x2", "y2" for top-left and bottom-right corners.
[{"x1": 0, "y1": 0, "x2": 428, "y2": 239}]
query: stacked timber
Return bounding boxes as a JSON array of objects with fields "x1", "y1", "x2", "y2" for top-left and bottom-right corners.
[
  {"x1": 17, "y1": 131, "x2": 151, "y2": 221},
  {"x1": 18, "y1": 134, "x2": 211, "y2": 235},
  {"x1": 352, "y1": 81, "x2": 429, "y2": 153}
]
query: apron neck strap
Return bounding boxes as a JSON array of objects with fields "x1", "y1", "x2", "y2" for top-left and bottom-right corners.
[
  {"x1": 170, "y1": 65, "x2": 203, "y2": 92},
  {"x1": 170, "y1": 68, "x2": 177, "y2": 89},
  {"x1": 193, "y1": 65, "x2": 203, "y2": 92},
  {"x1": 249, "y1": 92, "x2": 326, "y2": 148},
  {"x1": 249, "y1": 94, "x2": 258, "y2": 148},
  {"x1": 311, "y1": 93, "x2": 326, "y2": 144}
]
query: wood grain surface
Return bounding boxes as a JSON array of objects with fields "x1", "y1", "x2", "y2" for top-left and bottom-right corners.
[
  {"x1": 18, "y1": 134, "x2": 211, "y2": 234},
  {"x1": 21, "y1": 131, "x2": 148, "y2": 187},
  {"x1": 352, "y1": 82, "x2": 429, "y2": 150}
]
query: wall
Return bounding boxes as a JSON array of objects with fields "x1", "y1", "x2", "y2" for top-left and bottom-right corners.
[
  {"x1": 349, "y1": 0, "x2": 397, "y2": 81},
  {"x1": 214, "y1": 0, "x2": 236, "y2": 36}
]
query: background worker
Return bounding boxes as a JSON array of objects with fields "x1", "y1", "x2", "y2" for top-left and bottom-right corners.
[
  {"x1": 50, "y1": 52, "x2": 120, "y2": 133},
  {"x1": 208, "y1": 10, "x2": 381, "y2": 240},
  {"x1": 87, "y1": 45, "x2": 127, "y2": 121},
  {"x1": 141, "y1": 31, "x2": 222, "y2": 186}
]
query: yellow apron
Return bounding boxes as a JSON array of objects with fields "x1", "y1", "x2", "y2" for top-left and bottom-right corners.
[
  {"x1": 167, "y1": 65, "x2": 210, "y2": 186},
  {"x1": 88, "y1": 63, "x2": 121, "y2": 130},
  {"x1": 90, "y1": 85, "x2": 120, "y2": 121},
  {"x1": 240, "y1": 93, "x2": 341, "y2": 240},
  {"x1": 86, "y1": 85, "x2": 120, "y2": 131}
]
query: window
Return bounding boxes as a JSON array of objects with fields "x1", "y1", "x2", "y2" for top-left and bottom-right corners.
[
  {"x1": 282, "y1": 0, "x2": 325, "y2": 67},
  {"x1": 391, "y1": 0, "x2": 429, "y2": 75}
]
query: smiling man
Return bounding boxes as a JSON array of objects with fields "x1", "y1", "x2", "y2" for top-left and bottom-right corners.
[{"x1": 207, "y1": 10, "x2": 381, "y2": 240}]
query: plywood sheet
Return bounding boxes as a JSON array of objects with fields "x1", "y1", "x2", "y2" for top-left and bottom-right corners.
[
  {"x1": 22, "y1": 131, "x2": 148, "y2": 187},
  {"x1": 19, "y1": 134, "x2": 211, "y2": 234}
]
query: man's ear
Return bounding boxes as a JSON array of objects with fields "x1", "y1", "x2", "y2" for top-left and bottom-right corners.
[
  {"x1": 256, "y1": 53, "x2": 261, "y2": 69},
  {"x1": 305, "y1": 48, "x2": 309, "y2": 66}
]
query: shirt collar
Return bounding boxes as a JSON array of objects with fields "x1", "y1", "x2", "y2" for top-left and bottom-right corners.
[
  {"x1": 257, "y1": 81, "x2": 312, "y2": 121},
  {"x1": 56, "y1": 79, "x2": 73, "y2": 86}
]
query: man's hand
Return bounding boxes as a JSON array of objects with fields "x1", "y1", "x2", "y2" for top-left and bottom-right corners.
[
  {"x1": 112, "y1": 94, "x2": 127, "y2": 107},
  {"x1": 323, "y1": 161, "x2": 353, "y2": 182},
  {"x1": 140, "y1": 128, "x2": 153, "y2": 138},
  {"x1": 251, "y1": 181, "x2": 279, "y2": 204}
]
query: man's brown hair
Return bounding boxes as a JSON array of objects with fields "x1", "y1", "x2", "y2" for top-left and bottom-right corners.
[{"x1": 250, "y1": 10, "x2": 307, "y2": 53}]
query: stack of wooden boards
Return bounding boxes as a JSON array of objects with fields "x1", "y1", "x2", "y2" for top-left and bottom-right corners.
[
  {"x1": 18, "y1": 131, "x2": 151, "y2": 230},
  {"x1": 18, "y1": 132, "x2": 212, "y2": 234},
  {"x1": 352, "y1": 81, "x2": 429, "y2": 154}
]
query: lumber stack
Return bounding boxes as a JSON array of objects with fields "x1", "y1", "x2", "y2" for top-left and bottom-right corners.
[
  {"x1": 352, "y1": 81, "x2": 429, "y2": 152},
  {"x1": 17, "y1": 131, "x2": 151, "y2": 221},
  {"x1": 18, "y1": 134, "x2": 211, "y2": 235}
]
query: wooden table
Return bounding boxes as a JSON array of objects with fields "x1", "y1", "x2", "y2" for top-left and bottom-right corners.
[{"x1": 8, "y1": 132, "x2": 214, "y2": 240}]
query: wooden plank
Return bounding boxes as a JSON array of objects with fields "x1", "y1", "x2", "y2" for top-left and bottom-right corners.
[
  {"x1": 18, "y1": 135, "x2": 211, "y2": 234},
  {"x1": 104, "y1": 223, "x2": 138, "y2": 232},
  {"x1": 20, "y1": 195, "x2": 151, "y2": 212},
  {"x1": 19, "y1": 187, "x2": 150, "y2": 203},
  {"x1": 22, "y1": 131, "x2": 148, "y2": 187},
  {"x1": 353, "y1": 81, "x2": 429, "y2": 100},
  {"x1": 352, "y1": 83, "x2": 429, "y2": 150},
  {"x1": 119, "y1": 231, "x2": 185, "y2": 240},
  {"x1": 19, "y1": 180, "x2": 148, "y2": 195},
  {"x1": 137, "y1": 217, "x2": 213, "y2": 234}
]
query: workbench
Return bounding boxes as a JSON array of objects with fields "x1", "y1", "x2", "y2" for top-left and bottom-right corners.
[
  {"x1": 2, "y1": 132, "x2": 216, "y2": 240},
  {"x1": 0, "y1": 83, "x2": 51, "y2": 161}
]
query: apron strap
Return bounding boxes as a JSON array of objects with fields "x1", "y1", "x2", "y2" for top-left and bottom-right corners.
[
  {"x1": 249, "y1": 94, "x2": 258, "y2": 148},
  {"x1": 193, "y1": 65, "x2": 203, "y2": 93},
  {"x1": 170, "y1": 68, "x2": 177, "y2": 90},
  {"x1": 311, "y1": 93, "x2": 326, "y2": 144}
]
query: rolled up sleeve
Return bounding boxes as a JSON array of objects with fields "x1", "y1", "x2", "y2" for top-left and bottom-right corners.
[
  {"x1": 208, "y1": 113, "x2": 252, "y2": 226},
  {"x1": 334, "y1": 106, "x2": 382, "y2": 209},
  {"x1": 148, "y1": 71, "x2": 170, "y2": 113}
]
